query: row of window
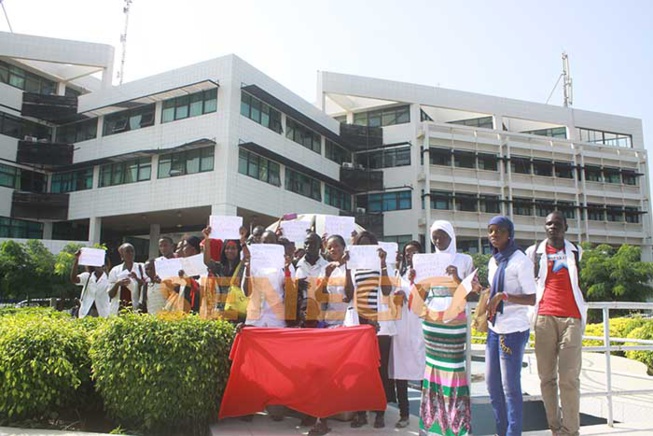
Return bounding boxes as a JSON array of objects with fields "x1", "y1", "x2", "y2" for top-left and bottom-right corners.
[
  {"x1": 51, "y1": 168, "x2": 93, "y2": 193},
  {"x1": 429, "y1": 148, "x2": 498, "y2": 171},
  {"x1": 161, "y1": 89, "x2": 217, "y2": 123},
  {"x1": 55, "y1": 118, "x2": 97, "y2": 143},
  {"x1": 0, "y1": 162, "x2": 46, "y2": 192},
  {"x1": 0, "y1": 216, "x2": 43, "y2": 239},
  {"x1": 286, "y1": 118, "x2": 321, "y2": 153},
  {"x1": 429, "y1": 192, "x2": 502, "y2": 214},
  {"x1": 356, "y1": 145, "x2": 411, "y2": 169},
  {"x1": 325, "y1": 140, "x2": 352, "y2": 165},
  {"x1": 285, "y1": 168, "x2": 322, "y2": 201},
  {"x1": 238, "y1": 148, "x2": 281, "y2": 187},
  {"x1": 240, "y1": 91, "x2": 283, "y2": 134},
  {"x1": 578, "y1": 127, "x2": 632, "y2": 148},
  {"x1": 522, "y1": 126, "x2": 567, "y2": 138},
  {"x1": 0, "y1": 110, "x2": 51, "y2": 141},
  {"x1": 0, "y1": 60, "x2": 56, "y2": 95},
  {"x1": 357, "y1": 190, "x2": 412, "y2": 213},
  {"x1": 353, "y1": 105, "x2": 410, "y2": 128}
]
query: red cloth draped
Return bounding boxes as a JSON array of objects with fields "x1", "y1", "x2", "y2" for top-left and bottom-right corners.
[{"x1": 218, "y1": 325, "x2": 386, "y2": 419}]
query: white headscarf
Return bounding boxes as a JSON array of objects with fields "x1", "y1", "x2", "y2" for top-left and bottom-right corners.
[{"x1": 430, "y1": 220, "x2": 457, "y2": 255}]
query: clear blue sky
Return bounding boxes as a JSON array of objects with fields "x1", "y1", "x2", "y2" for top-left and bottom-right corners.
[{"x1": 2, "y1": 0, "x2": 652, "y2": 182}]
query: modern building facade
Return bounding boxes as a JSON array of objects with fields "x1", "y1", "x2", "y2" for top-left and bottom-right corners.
[{"x1": 0, "y1": 31, "x2": 650, "y2": 261}]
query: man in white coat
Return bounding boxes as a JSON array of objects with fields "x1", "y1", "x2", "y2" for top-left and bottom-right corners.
[{"x1": 70, "y1": 250, "x2": 110, "y2": 318}]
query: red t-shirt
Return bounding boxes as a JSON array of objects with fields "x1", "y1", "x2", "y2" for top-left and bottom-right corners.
[{"x1": 538, "y1": 244, "x2": 581, "y2": 319}]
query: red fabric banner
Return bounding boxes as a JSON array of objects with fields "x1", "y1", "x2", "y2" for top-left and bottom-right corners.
[{"x1": 218, "y1": 325, "x2": 386, "y2": 419}]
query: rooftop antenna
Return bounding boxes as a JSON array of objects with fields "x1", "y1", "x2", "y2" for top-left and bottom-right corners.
[
  {"x1": 0, "y1": 0, "x2": 14, "y2": 33},
  {"x1": 117, "y1": 0, "x2": 133, "y2": 85},
  {"x1": 546, "y1": 51, "x2": 573, "y2": 107}
]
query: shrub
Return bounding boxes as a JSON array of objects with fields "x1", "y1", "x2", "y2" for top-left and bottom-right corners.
[
  {"x1": 582, "y1": 317, "x2": 650, "y2": 357},
  {"x1": 90, "y1": 313, "x2": 235, "y2": 435},
  {"x1": 0, "y1": 308, "x2": 92, "y2": 424},
  {"x1": 626, "y1": 322, "x2": 653, "y2": 373}
]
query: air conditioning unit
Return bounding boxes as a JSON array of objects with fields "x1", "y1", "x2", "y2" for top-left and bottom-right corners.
[
  {"x1": 356, "y1": 207, "x2": 366, "y2": 214},
  {"x1": 342, "y1": 162, "x2": 354, "y2": 169}
]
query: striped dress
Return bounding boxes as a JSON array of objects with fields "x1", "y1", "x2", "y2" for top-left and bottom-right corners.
[{"x1": 420, "y1": 276, "x2": 471, "y2": 436}]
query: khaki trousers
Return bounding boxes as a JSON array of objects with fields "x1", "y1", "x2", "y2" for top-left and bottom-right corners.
[{"x1": 535, "y1": 315, "x2": 582, "y2": 436}]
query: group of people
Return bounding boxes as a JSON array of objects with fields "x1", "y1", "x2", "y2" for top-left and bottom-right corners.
[{"x1": 69, "y1": 211, "x2": 587, "y2": 436}]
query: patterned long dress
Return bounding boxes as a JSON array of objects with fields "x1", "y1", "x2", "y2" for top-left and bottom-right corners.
[{"x1": 420, "y1": 277, "x2": 471, "y2": 436}]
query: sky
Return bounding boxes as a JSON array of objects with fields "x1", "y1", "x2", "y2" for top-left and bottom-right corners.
[{"x1": 2, "y1": 0, "x2": 652, "y2": 180}]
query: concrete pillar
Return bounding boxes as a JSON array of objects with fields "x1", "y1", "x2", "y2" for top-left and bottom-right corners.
[
  {"x1": 149, "y1": 223, "x2": 160, "y2": 259},
  {"x1": 89, "y1": 216, "x2": 102, "y2": 244},
  {"x1": 42, "y1": 222, "x2": 53, "y2": 240}
]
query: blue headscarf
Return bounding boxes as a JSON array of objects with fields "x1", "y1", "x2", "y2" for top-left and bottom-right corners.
[{"x1": 488, "y1": 216, "x2": 520, "y2": 321}]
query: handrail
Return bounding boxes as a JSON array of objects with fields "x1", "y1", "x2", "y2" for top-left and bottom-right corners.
[{"x1": 465, "y1": 301, "x2": 653, "y2": 427}]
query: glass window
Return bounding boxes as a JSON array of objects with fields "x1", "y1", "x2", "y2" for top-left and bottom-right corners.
[
  {"x1": 0, "y1": 60, "x2": 56, "y2": 95},
  {"x1": 625, "y1": 207, "x2": 640, "y2": 224},
  {"x1": 429, "y1": 148, "x2": 451, "y2": 166},
  {"x1": 356, "y1": 145, "x2": 411, "y2": 169},
  {"x1": 511, "y1": 157, "x2": 531, "y2": 174},
  {"x1": 454, "y1": 150, "x2": 475, "y2": 168},
  {"x1": 0, "y1": 110, "x2": 52, "y2": 141},
  {"x1": 240, "y1": 91, "x2": 282, "y2": 133},
  {"x1": 161, "y1": 89, "x2": 218, "y2": 124},
  {"x1": 455, "y1": 194, "x2": 477, "y2": 211},
  {"x1": 99, "y1": 157, "x2": 151, "y2": 187},
  {"x1": 104, "y1": 104, "x2": 155, "y2": 136},
  {"x1": 533, "y1": 160, "x2": 553, "y2": 177},
  {"x1": 285, "y1": 168, "x2": 321, "y2": 201},
  {"x1": 584, "y1": 166, "x2": 602, "y2": 182},
  {"x1": 351, "y1": 105, "x2": 410, "y2": 127},
  {"x1": 448, "y1": 116, "x2": 493, "y2": 129},
  {"x1": 606, "y1": 206, "x2": 624, "y2": 222},
  {"x1": 157, "y1": 146, "x2": 214, "y2": 179},
  {"x1": 536, "y1": 201, "x2": 556, "y2": 217},
  {"x1": 556, "y1": 201, "x2": 576, "y2": 219},
  {"x1": 238, "y1": 149, "x2": 281, "y2": 187},
  {"x1": 0, "y1": 217, "x2": 43, "y2": 239},
  {"x1": 55, "y1": 118, "x2": 98, "y2": 143},
  {"x1": 622, "y1": 171, "x2": 638, "y2": 186},
  {"x1": 477, "y1": 153, "x2": 498, "y2": 171},
  {"x1": 522, "y1": 127, "x2": 567, "y2": 138},
  {"x1": 554, "y1": 162, "x2": 574, "y2": 179},
  {"x1": 51, "y1": 168, "x2": 93, "y2": 193},
  {"x1": 325, "y1": 140, "x2": 351, "y2": 165},
  {"x1": 363, "y1": 190, "x2": 412, "y2": 212},
  {"x1": 604, "y1": 168, "x2": 621, "y2": 184},
  {"x1": 587, "y1": 205, "x2": 605, "y2": 221},
  {"x1": 286, "y1": 118, "x2": 321, "y2": 153},
  {"x1": 325, "y1": 184, "x2": 352, "y2": 211},
  {"x1": 578, "y1": 127, "x2": 632, "y2": 148},
  {"x1": 430, "y1": 191, "x2": 452, "y2": 210},
  {"x1": 480, "y1": 195, "x2": 501, "y2": 214},
  {"x1": 513, "y1": 198, "x2": 532, "y2": 216}
]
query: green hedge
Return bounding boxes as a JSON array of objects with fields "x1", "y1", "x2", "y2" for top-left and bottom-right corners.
[
  {"x1": 626, "y1": 322, "x2": 653, "y2": 372},
  {"x1": 0, "y1": 308, "x2": 93, "y2": 424},
  {"x1": 90, "y1": 312, "x2": 235, "y2": 435}
]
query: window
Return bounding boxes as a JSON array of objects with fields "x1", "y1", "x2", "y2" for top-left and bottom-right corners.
[
  {"x1": 0, "y1": 163, "x2": 46, "y2": 192},
  {"x1": 325, "y1": 140, "x2": 351, "y2": 165},
  {"x1": 240, "y1": 91, "x2": 283, "y2": 134},
  {"x1": 556, "y1": 201, "x2": 576, "y2": 219},
  {"x1": 533, "y1": 159, "x2": 553, "y2": 177},
  {"x1": 622, "y1": 170, "x2": 638, "y2": 186},
  {"x1": 603, "y1": 168, "x2": 621, "y2": 184},
  {"x1": 477, "y1": 153, "x2": 498, "y2": 171},
  {"x1": 55, "y1": 118, "x2": 98, "y2": 143},
  {"x1": 522, "y1": 127, "x2": 567, "y2": 138},
  {"x1": 99, "y1": 157, "x2": 151, "y2": 187},
  {"x1": 430, "y1": 191, "x2": 452, "y2": 210},
  {"x1": 584, "y1": 166, "x2": 602, "y2": 182},
  {"x1": 455, "y1": 193, "x2": 477, "y2": 212},
  {"x1": 161, "y1": 89, "x2": 217, "y2": 123},
  {"x1": 286, "y1": 118, "x2": 321, "y2": 153},
  {"x1": 510, "y1": 157, "x2": 531, "y2": 174},
  {"x1": 0, "y1": 217, "x2": 43, "y2": 239},
  {"x1": 334, "y1": 115, "x2": 347, "y2": 123},
  {"x1": 554, "y1": 162, "x2": 574, "y2": 179},
  {"x1": 238, "y1": 149, "x2": 281, "y2": 186},
  {"x1": 480, "y1": 195, "x2": 501, "y2": 214},
  {"x1": 578, "y1": 127, "x2": 632, "y2": 148},
  {"x1": 587, "y1": 204, "x2": 605, "y2": 221},
  {"x1": 454, "y1": 150, "x2": 475, "y2": 169},
  {"x1": 158, "y1": 146, "x2": 214, "y2": 179},
  {"x1": 325, "y1": 184, "x2": 351, "y2": 211},
  {"x1": 420, "y1": 109, "x2": 434, "y2": 122},
  {"x1": 606, "y1": 206, "x2": 624, "y2": 222},
  {"x1": 449, "y1": 116, "x2": 493, "y2": 129},
  {"x1": 0, "y1": 110, "x2": 51, "y2": 140},
  {"x1": 457, "y1": 239, "x2": 479, "y2": 254},
  {"x1": 103, "y1": 104, "x2": 155, "y2": 136},
  {"x1": 365, "y1": 191, "x2": 411, "y2": 212},
  {"x1": 353, "y1": 105, "x2": 410, "y2": 127},
  {"x1": 51, "y1": 168, "x2": 93, "y2": 193},
  {"x1": 429, "y1": 148, "x2": 451, "y2": 166},
  {"x1": 625, "y1": 207, "x2": 640, "y2": 224},
  {"x1": 65, "y1": 86, "x2": 82, "y2": 98},
  {"x1": 0, "y1": 60, "x2": 56, "y2": 95},
  {"x1": 285, "y1": 168, "x2": 321, "y2": 201},
  {"x1": 513, "y1": 198, "x2": 533, "y2": 216},
  {"x1": 535, "y1": 200, "x2": 556, "y2": 217},
  {"x1": 357, "y1": 145, "x2": 411, "y2": 169}
]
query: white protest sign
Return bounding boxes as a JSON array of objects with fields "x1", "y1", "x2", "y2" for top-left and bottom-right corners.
[
  {"x1": 378, "y1": 242, "x2": 398, "y2": 274},
  {"x1": 209, "y1": 215, "x2": 243, "y2": 240},
  {"x1": 249, "y1": 244, "x2": 285, "y2": 271},
  {"x1": 155, "y1": 257, "x2": 183, "y2": 280},
  {"x1": 324, "y1": 216, "x2": 355, "y2": 240},
  {"x1": 346, "y1": 245, "x2": 381, "y2": 271},
  {"x1": 180, "y1": 253, "x2": 208, "y2": 277},
  {"x1": 412, "y1": 253, "x2": 452, "y2": 282},
  {"x1": 280, "y1": 220, "x2": 310, "y2": 245},
  {"x1": 78, "y1": 247, "x2": 106, "y2": 267}
]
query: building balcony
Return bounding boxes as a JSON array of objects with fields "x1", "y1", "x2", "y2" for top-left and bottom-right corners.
[
  {"x1": 340, "y1": 165, "x2": 383, "y2": 192},
  {"x1": 12, "y1": 191, "x2": 69, "y2": 221},
  {"x1": 17, "y1": 139, "x2": 74, "y2": 166},
  {"x1": 21, "y1": 92, "x2": 78, "y2": 123},
  {"x1": 339, "y1": 123, "x2": 383, "y2": 151}
]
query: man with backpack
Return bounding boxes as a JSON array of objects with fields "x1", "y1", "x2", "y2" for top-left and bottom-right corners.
[{"x1": 526, "y1": 211, "x2": 588, "y2": 436}]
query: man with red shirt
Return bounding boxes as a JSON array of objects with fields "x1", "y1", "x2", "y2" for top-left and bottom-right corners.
[{"x1": 527, "y1": 211, "x2": 587, "y2": 436}]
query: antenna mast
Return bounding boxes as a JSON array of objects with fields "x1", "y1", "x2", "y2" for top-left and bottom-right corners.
[
  {"x1": 562, "y1": 52, "x2": 573, "y2": 107},
  {"x1": 117, "y1": 0, "x2": 133, "y2": 85}
]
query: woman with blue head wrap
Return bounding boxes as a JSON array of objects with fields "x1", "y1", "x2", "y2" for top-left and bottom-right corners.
[{"x1": 485, "y1": 216, "x2": 536, "y2": 436}]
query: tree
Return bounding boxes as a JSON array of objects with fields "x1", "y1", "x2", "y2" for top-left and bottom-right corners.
[
  {"x1": 0, "y1": 240, "x2": 31, "y2": 301},
  {"x1": 580, "y1": 243, "x2": 653, "y2": 320},
  {"x1": 471, "y1": 253, "x2": 491, "y2": 288}
]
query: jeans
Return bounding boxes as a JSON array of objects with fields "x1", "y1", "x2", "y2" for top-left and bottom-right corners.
[{"x1": 486, "y1": 329, "x2": 529, "y2": 436}]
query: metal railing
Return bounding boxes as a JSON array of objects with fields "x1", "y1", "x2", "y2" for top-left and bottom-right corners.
[{"x1": 465, "y1": 301, "x2": 653, "y2": 426}]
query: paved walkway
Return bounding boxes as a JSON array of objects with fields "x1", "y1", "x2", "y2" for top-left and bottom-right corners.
[{"x1": 2, "y1": 351, "x2": 652, "y2": 436}]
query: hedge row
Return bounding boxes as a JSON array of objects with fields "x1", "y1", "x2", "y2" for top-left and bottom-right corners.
[{"x1": 0, "y1": 308, "x2": 235, "y2": 435}]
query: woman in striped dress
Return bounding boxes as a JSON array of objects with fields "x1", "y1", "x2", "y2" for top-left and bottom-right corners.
[{"x1": 416, "y1": 221, "x2": 474, "y2": 436}]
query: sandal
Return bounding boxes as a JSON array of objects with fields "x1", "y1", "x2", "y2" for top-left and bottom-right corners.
[{"x1": 308, "y1": 420, "x2": 331, "y2": 436}]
